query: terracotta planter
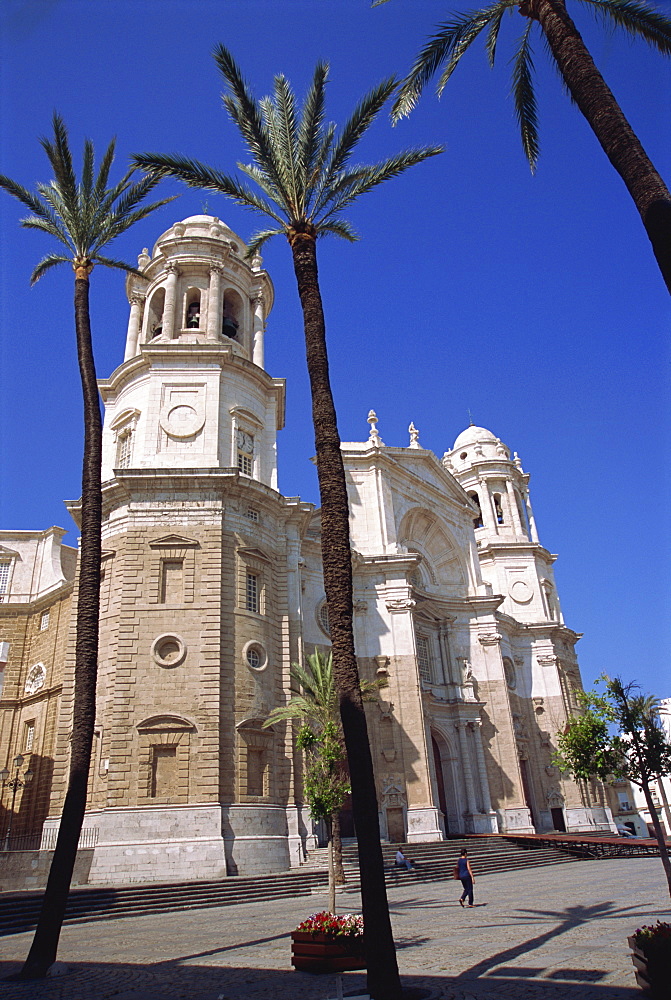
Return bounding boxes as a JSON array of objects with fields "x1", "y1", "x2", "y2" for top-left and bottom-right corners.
[
  {"x1": 628, "y1": 936, "x2": 671, "y2": 997},
  {"x1": 291, "y1": 930, "x2": 366, "y2": 973}
]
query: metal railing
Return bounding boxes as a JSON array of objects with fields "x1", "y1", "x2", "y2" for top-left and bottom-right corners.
[{"x1": 0, "y1": 827, "x2": 99, "y2": 852}]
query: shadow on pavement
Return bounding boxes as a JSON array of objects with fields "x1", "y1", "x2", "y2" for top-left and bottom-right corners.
[{"x1": 0, "y1": 959, "x2": 642, "y2": 1000}]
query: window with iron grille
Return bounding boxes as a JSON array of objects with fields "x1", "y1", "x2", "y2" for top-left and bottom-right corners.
[
  {"x1": 238, "y1": 452, "x2": 253, "y2": 476},
  {"x1": 117, "y1": 429, "x2": 133, "y2": 469},
  {"x1": 0, "y1": 562, "x2": 11, "y2": 600},
  {"x1": 246, "y1": 573, "x2": 259, "y2": 613},
  {"x1": 40, "y1": 611, "x2": 50, "y2": 631},
  {"x1": 416, "y1": 635, "x2": 432, "y2": 683},
  {"x1": 25, "y1": 721, "x2": 35, "y2": 753}
]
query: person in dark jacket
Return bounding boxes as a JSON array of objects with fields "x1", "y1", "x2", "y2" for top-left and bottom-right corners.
[{"x1": 457, "y1": 849, "x2": 475, "y2": 907}]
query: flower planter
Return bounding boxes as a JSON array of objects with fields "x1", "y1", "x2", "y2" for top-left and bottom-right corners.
[
  {"x1": 628, "y1": 936, "x2": 671, "y2": 997},
  {"x1": 291, "y1": 930, "x2": 366, "y2": 973}
]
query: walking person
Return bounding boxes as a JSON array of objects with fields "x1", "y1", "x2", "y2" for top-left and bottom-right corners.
[{"x1": 457, "y1": 849, "x2": 475, "y2": 907}]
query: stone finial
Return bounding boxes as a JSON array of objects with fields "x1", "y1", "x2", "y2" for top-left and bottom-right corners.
[
  {"x1": 408, "y1": 422, "x2": 421, "y2": 449},
  {"x1": 442, "y1": 452, "x2": 454, "y2": 471},
  {"x1": 251, "y1": 252, "x2": 263, "y2": 272},
  {"x1": 138, "y1": 248, "x2": 150, "y2": 270},
  {"x1": 513, "y1": 451, "x2": 523, "y2": 470},
  {"x1": 367, "y1": 409, "x2": 384, "y2": 447},
  {"x1": 495, "y1": 437, "x2": 507, "y2": 458}
]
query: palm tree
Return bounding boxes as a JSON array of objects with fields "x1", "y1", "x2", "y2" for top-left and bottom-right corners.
[
  {"x1": 0, "y1": 113, "x2": 174, "y2": 979},
  {"x1": 388, "y1": 0, "x2": 671, "y2": 293},
  {"x1": 264, "y1": 650, "x2": 387, "y2": 901},
  {"x1": 134, "y1": 46, "x2": 442, "y2": 1000}
]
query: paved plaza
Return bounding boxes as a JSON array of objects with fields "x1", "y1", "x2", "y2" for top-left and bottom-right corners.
[{"x1": 0, "y1": 857, "x2": 667, "y2": 1000}]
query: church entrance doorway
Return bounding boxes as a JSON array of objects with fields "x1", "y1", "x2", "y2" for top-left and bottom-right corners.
[
  {"x1": 551, "y1": 807, "x2": 567, "y2": 832},
  {"x1": 432, "y1": 735, "x2": 449, "y2": 834},
  {"x1": 386, "y1": 807, "x2": 405, "y2": 843}
]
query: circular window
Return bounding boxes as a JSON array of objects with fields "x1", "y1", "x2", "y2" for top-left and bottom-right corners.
[
  {"x1": 317, "y1": 601, "x2": 330, "y2": 638},
  {"x1": 243, "y1": 640, "x2": 268, "y2": 672},
  {"x1": 503, "y1": 657, "x2": 517, "y2": 690},
  {"x1": 151, "y1": 634, "x2": 187, "y2": 668},
  {"x1": 460, "y1": 451, "x2": 467, "y2": 460}
]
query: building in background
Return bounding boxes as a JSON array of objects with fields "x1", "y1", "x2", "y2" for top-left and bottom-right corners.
[{"x1": 0, "y1": 216, "x2": 617, "y2": 885}]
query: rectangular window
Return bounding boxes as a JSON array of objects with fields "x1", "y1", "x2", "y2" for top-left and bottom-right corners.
[
  {"x1": 40, "y1": 611, "x2": 50, "y2": 631},
  {"x1": 246, "y1": 507, "x2": 259, "y2": 522},
  {"x1": 416, "y1": 636, "x2": 432, "y2": 683},
  {"x1": 0, "y1": 562, "x2": 11, "y2": 601},
  {"x1": 246, "y1": 573, "x2": 259, "y2": 613},
  {"x1": 151, "y1": 745, "x2": 177, "y2": 798},
  {"x1": 117, "y1": 430, "x2": 133, "y2": 469},
  {"x1": 24, "y1": 721, "x2": 35, "y2": 753},
  {"x1": 160, "y1": 559, "x2": 184, "y2": 604},
  {"x1": 238, "y1": 452, "x2": 253, "y2": 476},
  {"x1": 247, "y1": 747, "x2": 266, "y2": 796}
]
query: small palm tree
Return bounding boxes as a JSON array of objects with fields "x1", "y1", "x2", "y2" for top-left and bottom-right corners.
[
  {"x1": 387, "y1": 0, "x2": 671, "y2": 293},
  {"x1": 134, "y1": 46, "x2": 442, "y2": 1000},
  {"x1": 264, "y1": 650, "x2": 387, "y2": 904},
  {"x1": 0, "y1": 113, "x2": 174, "y2": 979}
]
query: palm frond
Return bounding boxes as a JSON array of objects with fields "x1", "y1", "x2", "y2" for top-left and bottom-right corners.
[
  {"x1": 214, "y1": 44, "x2": 290, "y2": 203},
  {"x1": 81, "y1": 139, "x2": 95, "y2": 207},
  {"x1": 93, "y1": 137, "x2": 118, "y2": 203},
  {"x1": 91, "y1": 254, "x2": 143, "y2": 274},
  {"x1": 236, "y1": 161, "x2": 283, "y2": 203},
  {"x1": 323, "y1": 77, "x2": 398, "y2": 186},
  {"x1": 485, "y1": 3, "x2": 510, "y2": 66},
  {"x1": 0, "y1": 175, "x2": 56, "y2": 219},
  {"x1": 270, "y1": 74, "x2": 301, "y2": 210},
  {"x1": 40, "y1": 113, "x2": 79, "y2": 221},
  {"x1": 20, "y1": 214, "x2": 71, "y2": 248},
  {"x1": 319, "y1": 145, "x2": 443, "y2": 218},
  {"x1": 316, "y1": 218, "x2": 359, "y2": 242},
  {"x1": 392, "y1": 2, "x2": 514, "y2": 120},
  {"x1": 29, "y1": 253, "x2": 69, "y2": 285},
  {"x1": 511, "y1": 21, "x2": 540, "y2": 171},
  {"x1": 297, "y1": 62, "x2": 329, "y2": 195},
  {"x1": 580, "y1": 0, "x2": 671, "y2": 53},
  {"x1": 246, "y1": 226, "x2": 286, "y2": 258}
]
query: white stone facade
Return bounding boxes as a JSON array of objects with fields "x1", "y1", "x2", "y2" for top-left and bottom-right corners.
[{"x1": 0, "y1": 216, "x2": 615, "y2": 884}]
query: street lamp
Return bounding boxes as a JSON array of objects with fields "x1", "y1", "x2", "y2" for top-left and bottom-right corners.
[{"x1": 0, "y1": 754, "x2": 34, "y2": 850}]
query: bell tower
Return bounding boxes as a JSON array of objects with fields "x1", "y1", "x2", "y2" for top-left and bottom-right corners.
[
  {"x1": 443, "y1": 425, "x2": 561, "y2": 624},
  {"x1": 48, "y1": 215, "x2": 313, "y2": 883},
  {"x1": 100, "y1": 215, "x2": 282, "y2": 488}
]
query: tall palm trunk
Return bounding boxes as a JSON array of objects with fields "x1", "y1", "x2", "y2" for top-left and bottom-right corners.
[
  {"x1": 640, "y1": 780, "x2": 671, "y2": 897},
  {"x1": 289, "y1": 228, "x2": 401, "y2": 1000},
  {"x1": 20, "y1": 271, "x2": 102, "y2": 978},
  {"x1": 523, "y1": 0, "x2": 671, "y2": 292}
]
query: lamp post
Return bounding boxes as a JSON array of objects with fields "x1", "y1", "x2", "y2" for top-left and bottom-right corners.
[{"x1": 0, "y1": 754, "x2": 34, "y2": 850}]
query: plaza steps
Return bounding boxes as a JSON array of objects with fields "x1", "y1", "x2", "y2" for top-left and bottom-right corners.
[{"x1": 0, "y1": 834, "x2": 580, "y2": 936}]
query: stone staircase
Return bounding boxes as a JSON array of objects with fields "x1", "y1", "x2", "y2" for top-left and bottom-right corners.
[{"x1": 0, "y1": 835, "x2": 578, "y2": 936}]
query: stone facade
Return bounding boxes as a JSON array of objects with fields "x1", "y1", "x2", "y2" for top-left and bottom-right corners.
[{"x1": 0, "y1": 215, "x2": 616, "y2": 884}]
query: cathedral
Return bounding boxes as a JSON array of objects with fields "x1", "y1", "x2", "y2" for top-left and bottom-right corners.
[{"x1": 0, "y1": 215, "x2": 616, "y2": 885}]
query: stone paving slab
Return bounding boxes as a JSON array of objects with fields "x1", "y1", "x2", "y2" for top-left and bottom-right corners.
[{"x1": 0, "y1": 858, "x2": 667, "y2": 999}]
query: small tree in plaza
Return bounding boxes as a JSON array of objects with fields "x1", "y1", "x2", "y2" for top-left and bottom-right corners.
[
  {"x1": 297, "y1": 719, "x2": 351, "y2": 914},
  {"x1": 554, "y1": 675, "x2": 671, "y2": 897}
]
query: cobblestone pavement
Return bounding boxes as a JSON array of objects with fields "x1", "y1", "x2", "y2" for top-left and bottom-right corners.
[{"x1": 0, "y1": 857, "x2": 667, "y2": 999}]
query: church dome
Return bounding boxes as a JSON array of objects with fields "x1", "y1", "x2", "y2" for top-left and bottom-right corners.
[
  {"x1": 452, "y1": 425, "x2": 498, "y2": 452},
  {"x1": 152, "y1": 215, "x2": 244, "y2": 257},
  {"x1": 447, "y1": 424, "x2": 510, "y2": 470}
]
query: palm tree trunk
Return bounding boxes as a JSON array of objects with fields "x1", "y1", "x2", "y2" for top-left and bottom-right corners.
[
  {"x1": 289, "y1": 229, "x2": 401, "y2": 1000},
  {"x1": 521, "y1": 0, "x2": 671, "y2": 293},
  {"x1": 19, "y1": 273, "x2": 102, "y2": 978},
  {"x1": 332, "y1": 809, "x2": 347, "y2": 885},
  {"x1": 640, "y1": 779, "x2": 671, "y2": 898}
]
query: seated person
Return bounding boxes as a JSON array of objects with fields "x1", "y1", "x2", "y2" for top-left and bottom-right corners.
[{"x1": 395, "y1": 849, "x2": 414, "y2": 871}]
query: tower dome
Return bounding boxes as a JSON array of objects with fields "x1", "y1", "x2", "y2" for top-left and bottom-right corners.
[{"x1": 449, "y1": 425, "x2": 509, "y2": 471}]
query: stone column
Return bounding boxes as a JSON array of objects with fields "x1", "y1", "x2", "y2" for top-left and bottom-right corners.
[
  {"x1": 438, "y1": 623, "x2": 452, "y2": 686},
  {"x1": 207, "y1": 265, "x2": 223, "y2": 342},
  {"x1": 525, "y1": 490, "x2": 539, "y2": 542},
  {"x1": 471, "y1": 719, "x2": 494, "y2": 814},
  {"x1": 505, "y1": 480, "x2": 524, "y2": 535},
  {"x1": 162, "y1": 263, "x2": 179, "y2": 340},
  {"x1": 480, "y1": 479, "x2": 499, "y2": 534},
  {"x1": 124, "y1": 293, "x2": 144, "y2": 361},
  {"x1": 455, "y1": 721, "x2": 479, "y2": 816},
  {"x1": 252, "y1": 293, "x2": 265, "y2": 368}
]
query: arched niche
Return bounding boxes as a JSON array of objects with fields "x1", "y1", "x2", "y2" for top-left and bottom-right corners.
[
  {"x1": 136, "y1": 714, "x2": 196, "y2": 803},
  {"x1": 146, "y1": 287, "x2": 165, "y2": 341},
  {"x1": 223, "y1": 288, "x2": 244, "y2": 342},
  {"x1": 399, "y1": 508, "x2": 468, "y2": 596}
]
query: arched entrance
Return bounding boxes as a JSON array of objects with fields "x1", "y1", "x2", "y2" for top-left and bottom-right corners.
[{"x1": 431, "y1": 729, "x2": 460, "y2": 835}]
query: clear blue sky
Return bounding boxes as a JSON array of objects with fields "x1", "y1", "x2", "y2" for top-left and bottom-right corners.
[{"x1": 1, "y1": 0, "x2": 670, "y2": 697}]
